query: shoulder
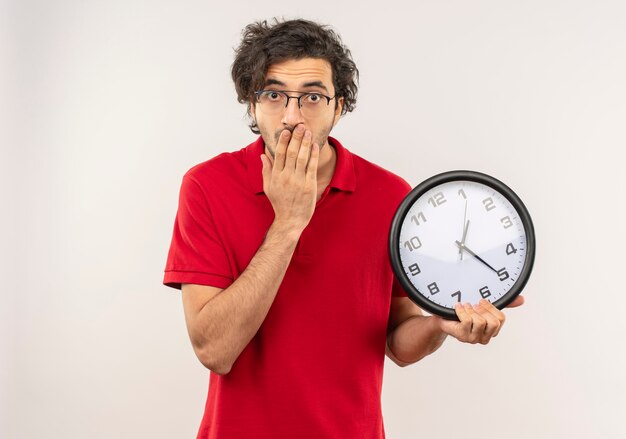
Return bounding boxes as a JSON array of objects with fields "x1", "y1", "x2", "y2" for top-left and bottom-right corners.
[
  {"x1": 180, "y1": 138, "x2": 262, "y2": 195},
  {"x1": 353, "y1": 153, "x2": 409, "y2": 185},
  {"x1": 330, "y1": 136, "x2": 411, "y2": 198},
  {"x1": 184, "y1": 147, "x2": 246, "y2": 186},
  {"x1": 172, "y1": 139, "x2": 263, "y2": 208},
  {"x1": 349, "y1": 150, "x2": 412, "y2": 198}
]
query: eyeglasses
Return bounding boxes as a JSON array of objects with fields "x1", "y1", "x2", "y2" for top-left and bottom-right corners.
[{"x1": 254, "y1": 90, "x2": 336, "y2": 117}]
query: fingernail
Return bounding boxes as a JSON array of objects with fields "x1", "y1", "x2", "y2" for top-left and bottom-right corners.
[{"x1": 296, "y1": 125, "x2": 305, "y2": 133}]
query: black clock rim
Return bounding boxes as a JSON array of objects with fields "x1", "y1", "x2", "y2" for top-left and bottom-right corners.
[{"x1": 388, "y1": 170, "x2": 536, "y2": 320}]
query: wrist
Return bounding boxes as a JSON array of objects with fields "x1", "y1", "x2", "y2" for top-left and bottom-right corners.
[
  {"x1": 267, "y1": 220, "x2": 304, "y2": 245},
  {"x1": 428, "y1": 315, "x2": 449, "y2": 342},
  {"x1": 271, "y1": 216, "x2": 308, "y2": 237}
]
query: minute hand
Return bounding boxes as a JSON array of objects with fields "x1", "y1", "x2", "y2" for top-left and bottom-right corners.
[{"x1": 455, "y1": 240, "x2": 498, "y2": 273}]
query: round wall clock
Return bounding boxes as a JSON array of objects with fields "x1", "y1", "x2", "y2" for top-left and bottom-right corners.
[{"x1": 389, "y1": 170, "x2": 535, "y2": 320}]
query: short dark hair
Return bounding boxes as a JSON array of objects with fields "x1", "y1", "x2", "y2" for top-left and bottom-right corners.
[{"x1": 231, "y1": 18, "x2": 359, "y2": 134}]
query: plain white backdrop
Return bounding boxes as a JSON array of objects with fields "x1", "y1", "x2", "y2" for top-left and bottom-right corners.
[{"x1": 2, "y1": 0, "x2": 625, "y2": 437}]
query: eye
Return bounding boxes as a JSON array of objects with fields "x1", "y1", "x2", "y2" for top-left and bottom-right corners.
[
  {"x1": 303, "y1": 93, "x2": 323, "y2": 104},
  {"x1": 264, "y1": 91, "x2": 282, "y2": 101},
  {"x1": 258, "y1": 91, "x2": 284, "y2": 103}
]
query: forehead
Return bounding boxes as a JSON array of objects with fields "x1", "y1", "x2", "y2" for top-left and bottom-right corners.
[{"x1": 265, "y1": 58, "x2": 333, "y2": 90}]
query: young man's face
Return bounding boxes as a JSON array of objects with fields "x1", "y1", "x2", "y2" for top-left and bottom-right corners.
[{"x1": 251, "y1": 58, "x2": 344, "y2": 156}]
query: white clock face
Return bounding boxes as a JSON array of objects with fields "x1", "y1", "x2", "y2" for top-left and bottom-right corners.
[{"x1": 398, "y1": 180, "x2": 528, "y2": 310}]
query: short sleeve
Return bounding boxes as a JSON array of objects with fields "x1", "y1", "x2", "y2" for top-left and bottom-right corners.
[
  {"x1": 163, "y1": 174, "x2": 233, "y2": 290},
  {"x1": 391, "y1": 275, "x2": 408, "y2": 298}
]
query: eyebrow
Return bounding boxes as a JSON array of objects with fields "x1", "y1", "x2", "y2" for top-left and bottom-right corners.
[
  {"x1": 302, "y1": 81, "x2": 330, "y2": 93},
  {"x1": 264, "y1": 78, "x2": 330, "y2": 94}
]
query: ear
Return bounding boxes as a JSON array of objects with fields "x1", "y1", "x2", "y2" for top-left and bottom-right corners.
[{"x1": 332, "y1": 97, "x2": 344, "y2": 127}]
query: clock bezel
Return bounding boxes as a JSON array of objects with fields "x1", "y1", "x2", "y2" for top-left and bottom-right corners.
[{"x1": 389, "y1": 170, "x2": 536, "y2": 320}]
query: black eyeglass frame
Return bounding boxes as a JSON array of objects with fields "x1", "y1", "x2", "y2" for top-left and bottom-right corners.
[{"x1": 253, "y1": 90, "x2": 336, "y2": 108}]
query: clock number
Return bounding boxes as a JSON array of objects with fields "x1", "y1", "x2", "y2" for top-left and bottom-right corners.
[
  {"x1": 501, "y1": 216, "x2": 513, "y2": 229},
  {"x1": 479, "y1": 286, "x2": 491, "y2": 298},
  {"x1": 408, "y1": 263, "x2": 421, "y2": 276},
  {"x1": 427, "y1": 282, "x2": 440, "y2": 295},
  {"x1": 497, "y1": 268, "x2": 509, "y2": 281},
  {"x1": 427, "y1": 191, "x2": 447, "y2": 207},
  {"x1": 483, "y1": 197, "x2": 496, "y2": 212},
  {"x1": 458, "y1": 189, "x2": 467, "y2": 199},
  {"x1": 506, "y1": 243, "x2": 518, "y2": 255},
  {"x1": 403, "y1": 236, "x2": 422, "y2": 251},
  {"x1": 451, "y1": 290, "x2": 461, "y2": 302},
  {"x1": 410, "y1": 212, "x2": 427, "y2": 226}
]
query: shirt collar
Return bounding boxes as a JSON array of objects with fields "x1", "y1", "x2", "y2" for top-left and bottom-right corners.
[{"x1": 246, "y1": 135, "x2": 356, "y2": 194}]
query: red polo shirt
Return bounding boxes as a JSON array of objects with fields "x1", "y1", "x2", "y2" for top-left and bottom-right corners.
[{"x1": 164, "y1": 136, "x2": 410, "y2": 439}]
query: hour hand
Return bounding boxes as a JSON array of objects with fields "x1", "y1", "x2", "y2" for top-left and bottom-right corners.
[
  {"x1": 455, "y1": 240, "x2": 498, "y2": 273},
  {"x1": 459, "y1": 219, "x2": 469, "y2": 260}
]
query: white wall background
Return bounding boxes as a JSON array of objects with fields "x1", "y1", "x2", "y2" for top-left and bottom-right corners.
[{"x1": 2, "y1": 0, "x2": 625, "y2": 438}]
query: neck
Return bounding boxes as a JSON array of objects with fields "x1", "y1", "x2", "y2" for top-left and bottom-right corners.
[{"x1": 316, "y1": 140, "x2": 337, "y2": 186}]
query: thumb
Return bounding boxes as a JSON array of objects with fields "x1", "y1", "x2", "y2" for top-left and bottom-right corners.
[
  {"x1": 506, "y1": 295, "x2": 525, "y2": 308},
  {"x1": 431, "y1": 314, "x2": 459, "y2": 337}
]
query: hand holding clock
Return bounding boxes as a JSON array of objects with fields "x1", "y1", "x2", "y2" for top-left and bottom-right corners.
[
  {"x1": 446, "y1": 213, "x2": 525, "y2": 344},
  {"x1": 433, "y1": 296, "x2": 524, "y2": 345}
]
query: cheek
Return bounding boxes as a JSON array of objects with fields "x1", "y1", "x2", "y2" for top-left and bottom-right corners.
[
  {"x1": 254, "y1": 110, "x2": 276, "y2": 131},
  {"x1": 333, "y1": 100, "x2": 343, "y2": 123},
  {"x1": 254, "y1": 117, "x2": 282, "y2": 153},
  {"x1": 310, "y1": 116, "x2": 336, "y2": 146}
]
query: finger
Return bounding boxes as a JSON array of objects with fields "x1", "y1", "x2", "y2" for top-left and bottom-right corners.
[
  {"x1": 260, "y1": 154, "x2": 271, "y2": 194},
  {"x1": 295, "y1": 130, "x2": 313, "y2": 176},
  {"x1": 480, "y1": 299, "x2": 506, "y2": 323},
  {"x1": 506, "y1": 295, "x2": 525, "y2": 308},
  {"x1": 454, "y1": 302, "x2": 470, "y2": 321},
  {"x1": 274, "y1": 130, "x2": 291, "y2": 171},
  {"x1": 480, "y1": 299, "x2": 506, "y2": 322},
  {"x1": 305, "y1": 143, "x2": 320, "y2": 183},
  {"x1": 464, "y1": 303, "x2": 487, "y2": 344},
  {"x1": 285, "y1": 124, "x2": 305, "y2": 170},
  {"x1": 479, "y1": 299, "x2": 506, "y2": 337},
  {"x1": 264, "y1": 147, "x2": 274, "y2": 167},
  {"x1": 452, "y1": 302, "x2": 473, "y2": 341},
  {"x1": 473, "y1": 302, "x2": 501, "y2": 343}
]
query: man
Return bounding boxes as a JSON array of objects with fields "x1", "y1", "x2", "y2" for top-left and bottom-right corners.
[{"x1": 164, "y1": 18, "x2": 523, "y2": 439}]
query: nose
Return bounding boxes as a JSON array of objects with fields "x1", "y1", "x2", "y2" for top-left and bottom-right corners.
[{"x1": 281, "y1": 96, "x2": 306, "y2": 127}]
